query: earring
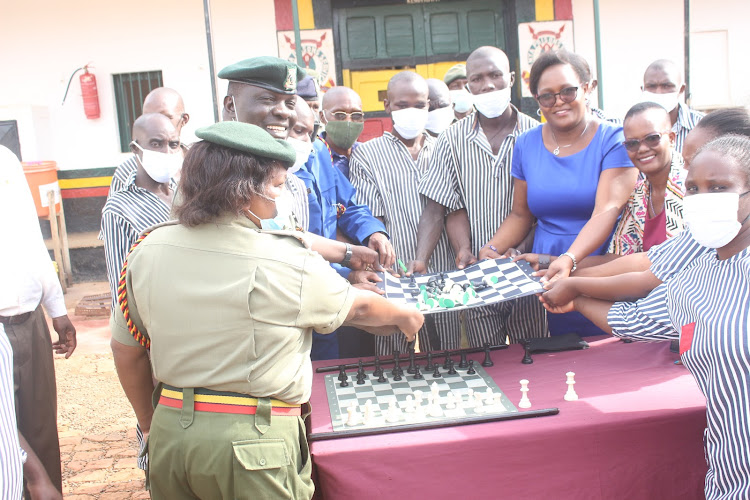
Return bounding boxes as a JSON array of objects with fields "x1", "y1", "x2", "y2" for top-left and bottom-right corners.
[{"x1": 536, "y1": 108, "x2": 542, "y2": 117}]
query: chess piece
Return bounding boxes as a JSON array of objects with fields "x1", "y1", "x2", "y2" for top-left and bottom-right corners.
[
  {"x1": 407, "y1": 348, "x2": 416, "y2": 374},
  {"x1": 425, "y1": 352, "x2": 435, "y2": 371},
  {"x1": 386, "y1": 400, "x2": 401, "y2": 423},
  {"x1": 484, "y1": 388, "x2": 494, "y2": 405},
  {"x1": 447, "y1": 359, "x2": 457, "y2": 375},
  {"x1": 432, "y1": 364, "x2": 441, "y2": 378},
  {"x1": 373, "y1": 356, "x2": 383, "y2": 377},
  {"x1": 377, "y1": 370, "x2": 387, "y2": 383},
  {"x1": 356, "y1": 361, "x2": 366, "y2": 384},
  {"x1": 482, "y1": 343, "x2": 494, "y2": 367},
  {"x1": 466, "y1": 360, "x2": 476, "y2": 375},
  {"x1": 445, "y1": 391, "x2": 456, "y2": 409},
  {"x1": 392, "y1": 350, "x2": 402, "y2": 377},
  {"x1": 443, "y1": 350, "x2": 452, "y2": 369},
  {"x1": 519, "y1": 379, "x2": 531, "y2": 409},
  {"x1": 393, "y1": 369, "x2": 403, "y2": 382},
  {"x1": 346, "y1": 404, "x2": 359, "y2": 426},
  {"x1": 414, "y1": 364, "x2": 423, "y2": 380},
  {"x1": 564, "y1": 372, "x2": 578, "y2": 401},
  {"x1": 414, "y1": 390, "x2": 424, "y2": 406},
  {"x1": 458, "y1": 350, "x2": 468, "y2": 369},
  {"x1": 521, "y1": 340, "x2": 533, "y2": 365},
  {"x1": 405, "y1": 395, "x2": 415, "y2": 413}
]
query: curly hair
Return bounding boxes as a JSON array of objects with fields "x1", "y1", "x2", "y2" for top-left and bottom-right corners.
[{"x1": 174, "y1": 140, "x2": 285, "y2": 226}]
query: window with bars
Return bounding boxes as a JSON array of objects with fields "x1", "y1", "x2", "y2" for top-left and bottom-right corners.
[{"x1": 112, "y1": 70, "x2": 163, "y2": 152}]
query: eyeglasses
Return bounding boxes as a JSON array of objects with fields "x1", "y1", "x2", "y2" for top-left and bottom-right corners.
[
  {"x1": 536, "y1": 87, "x2": 579, "y2": 108},
  {"x1": 325, "y1": 110, "x2": 365, "y2": 122},
  {"x1": 622, "y1": 131, "x2": 671, "y2": 152}
]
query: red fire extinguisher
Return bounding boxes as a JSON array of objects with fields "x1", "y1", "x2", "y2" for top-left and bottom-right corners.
[{"x1": 62, "y1": 64, "x2": 100, "y2": 119}]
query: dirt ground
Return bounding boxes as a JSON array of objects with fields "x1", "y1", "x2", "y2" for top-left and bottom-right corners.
[{"x1": 50, "y1": 282, "x2": 150, "y2": 499}]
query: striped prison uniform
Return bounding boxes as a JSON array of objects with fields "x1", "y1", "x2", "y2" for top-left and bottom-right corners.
[
  {"x1": 419, "y1": 108, "x2": 549, "y2": 346},
  {"x1": 609, "y1": 243, "x2": 750, "y2": 500},
  {"x1": 100, "y1": 169, "x2": 174, "y2": 472},
  {"x1": 349, "y1": 131, "x2": 459, "y2": 354},
  {"x1": 673, "y1": 103, "x2": 705, "y2": 155},
  {"x1": 0, "y1": 325, "x2": 23, "y2": 500}
]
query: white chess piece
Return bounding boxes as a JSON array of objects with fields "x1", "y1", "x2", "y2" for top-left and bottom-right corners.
[
  {"x1": 346, "y1": 404, "x2": 360, "y2": 426},
  {"x1": 414, "y1": 390, "x2": 423, "y2": 406},
  {"x1": 430, "y1": 382, "x2": 440, "y2": 399},
  {"x1": 429, "y1": 402, "x2": 444, "y2": 417},
  {"x1": 405, "y1": 395, "x2": 415, "y2": 413},
  {"x1": 484, "y1": 388, "x2": 494, "y2": 406},
  {"x1": 363, "y1": 402, "x2": 374, "y2": 425},
  {"x1": 518, "y1": 379, "x2": 531, "y2": 409},
  {"x1": 564, "y1": 371, "x2": 578, "y2": 401},
  {"x1": 386, "y1": 399, "x2": 401, "y2": 423},
  {"x1": 445, "y1": 391, "x2": 456, "y2": 409}
]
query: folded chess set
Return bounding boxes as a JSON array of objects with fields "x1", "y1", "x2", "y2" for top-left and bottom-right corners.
[{"x1": 311, "y1": 345, "x2": 559, "y2": 441}]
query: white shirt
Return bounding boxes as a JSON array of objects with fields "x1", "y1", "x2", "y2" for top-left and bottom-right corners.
[{"x1": 0, "y1": 146, "x2": 66, "y2": 318}]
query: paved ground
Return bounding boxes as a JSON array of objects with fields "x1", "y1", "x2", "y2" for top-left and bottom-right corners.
[{"x1": 50, "y1": 282, "x2": 150, "y2": 499}]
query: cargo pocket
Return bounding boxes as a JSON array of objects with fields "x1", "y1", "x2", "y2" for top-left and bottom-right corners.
[
  {"x1": 293, "y1": 417, "x2": 316, "y2": 499},
  {"x1": 232, "y1": 439, "x2": 292, "y2": 500}
]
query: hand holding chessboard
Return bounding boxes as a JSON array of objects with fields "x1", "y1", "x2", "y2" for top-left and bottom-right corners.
[{"x1": 379, "y1": 258, "x2": 544, "y2": 315}]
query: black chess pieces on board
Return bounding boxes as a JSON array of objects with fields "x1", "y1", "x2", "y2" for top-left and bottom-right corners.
[
  {"x1": 432, "y1": 364, "x2": 441, "y2": 378},
  {"x1": 392, "y1": 350, "x2": 401, "y2": 377},
  {"x1": 425, "y1": 352, "x2": 435, "y2": 371},
  {"x1": 467, "y1": 360, "x2": 476, "y2": 375},
  {"x1": 356, "y1": 361, "x2": 366, "y2": 384},
  {"x1": 338, "y1": 365, "x2": 349, "y2": 387},
  {"x1": 482, "y1": 343, "x2": 494, "y2": 367},
  {"x1": 393, "y1": 369, "x2": 403, "y2": 382},
  {"x1": 447, "y1": 359, "x2": 457, "y2": 375},
  {"x1": 407, "y1": 348, "x2": 416, "y2": 374},
  {"x1": 377, "y1": 370, "x2": 387, "y2": 383},
  {"x1": 458, "y1": 350, "x2": 468, "y2": 369},
  {"x1": 443, "y1": 350, "x2": 452, "y2": 369},
  {"x1": 373, "y1": 356, "x2": 383, "y2": 377},
  {"x1": 521, "y1": 340, "x2": 534, "y2": 365},
  {"x1": 414, "y1": 364, "x2": 423, "y2": 380}
]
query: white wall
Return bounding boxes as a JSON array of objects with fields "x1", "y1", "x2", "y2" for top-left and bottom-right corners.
[{"x1": 0, "y1": 0, "x2": 278, "y2": 169}]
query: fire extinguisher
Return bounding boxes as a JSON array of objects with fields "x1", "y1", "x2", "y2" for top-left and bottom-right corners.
[{"x1": 62, "y1": 64, "x2": 100, "y2": 119}]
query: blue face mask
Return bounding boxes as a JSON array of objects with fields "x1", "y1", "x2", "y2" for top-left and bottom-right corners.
[{"x1": 247, "y1": 190, "x2": 294, "y2": 230}]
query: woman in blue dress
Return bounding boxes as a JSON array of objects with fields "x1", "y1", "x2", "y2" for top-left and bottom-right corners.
[{"x1": 480, "y1": 50, "x2": 636, "y2": 336}]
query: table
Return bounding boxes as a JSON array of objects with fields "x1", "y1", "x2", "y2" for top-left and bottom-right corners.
[{"x1": 309, "y1": 337, "x2": 708, "y2": 500}]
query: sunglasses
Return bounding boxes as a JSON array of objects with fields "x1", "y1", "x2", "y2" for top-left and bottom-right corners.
[
  {"x1": 536, "y1": 86, "x2": 579, "y2": 108},
  {"x1": 325, "y1": 110, "x2": 365, "y2": 122},
  {"x1": 622, "y1": 131, "x2": 670, "y2": 152}
]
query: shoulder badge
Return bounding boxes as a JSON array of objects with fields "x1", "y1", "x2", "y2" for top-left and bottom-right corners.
[{"x1": 284, "y1": 66, "x2": 297, "y2": 92}]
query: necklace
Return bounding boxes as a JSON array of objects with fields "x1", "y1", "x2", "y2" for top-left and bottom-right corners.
[
  {"x1": 549, "y1": 119, "x2": 590, "y2": 156},
  {"x1": 648, "y1": 182, "x2": 665, "y2": 218}
]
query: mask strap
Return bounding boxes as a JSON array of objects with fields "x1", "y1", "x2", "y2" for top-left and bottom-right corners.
[{"x1": 231, "y1": 96, "x2": 239, "y2": 122}]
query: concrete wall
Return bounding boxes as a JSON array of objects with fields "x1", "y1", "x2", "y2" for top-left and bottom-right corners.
[
  {"x1": 571, "y1": 0, "x2": 749, "y2": 119},
  {"x1": 0, "y1": 0, "x2": 277, "y2": 169}
]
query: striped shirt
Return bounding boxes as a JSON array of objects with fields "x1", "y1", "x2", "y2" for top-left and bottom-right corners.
[
  {"x1": 673, "y1": 102, "x2": 705, "y2": 154},
  {"x1": 350, "y1": 132, "x2": 459, "y2": 353},
  {"x1": 612, "y1": 246, "x2": 750, "y2": 499},
  {"x1": 108, "y1": 156, "x2": 139, "y2": 196},
  {"x1": 286, "y1": 173, "x2": 309, "y2": 231},
  {"x1": 350, "y1": 132, "x2": 454, "y2": 272},
  {"x1": 419, "y1": 108, "x2": 548, "y2": 345},
  {"x1": 419, "y1": 106, "x2": 540, "y2": 256},
  {"x1": 648, "y1": 228, "x2": 711, "y2": 282},
  {"x1": 0, "y1": 325, "x2": 23, "y2": 500}
]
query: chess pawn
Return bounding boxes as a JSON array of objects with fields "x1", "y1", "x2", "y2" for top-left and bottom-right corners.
[
  {"x1": 405, "y1": 395, "x2": 415, "y2": 413},
  {"x1": 346, "y1": 404, "x2": 360, "y2": 426},
  {"x1": 518, "y1": 379, "x2": 531, "y2": 409},
  {"x1": 484, "y1": 388, "x2": 494, "y2": 406},
  {"x1": 445, "y1": 391, "x2": 456, "y2": 409},
  {"x1": 564, "y1": 371, "x2": 578, "y2": 401},
  {"x1": 386, "y1": 400, "x2": 401, "y2": 423},
  {"x1": 414, "y1": 390, "x2": 424, "y2": 406}
]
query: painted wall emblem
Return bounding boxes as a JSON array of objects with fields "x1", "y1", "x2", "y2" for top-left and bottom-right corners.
[
  {"x1": 518, "y1": 21, "x2": 575, "y2": 97},
  {"x1": 277, "y1": 29, "x2": 337, "y2": 89}
]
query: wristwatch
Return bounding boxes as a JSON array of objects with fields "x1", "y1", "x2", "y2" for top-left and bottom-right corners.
[{"x1": 341, "y1": 243, "x2": 353, "y2": 267}]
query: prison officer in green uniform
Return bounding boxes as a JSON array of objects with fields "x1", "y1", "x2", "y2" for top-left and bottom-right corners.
[{"x1": 110, "y1": 121, "x2": 424, "y2": 499}]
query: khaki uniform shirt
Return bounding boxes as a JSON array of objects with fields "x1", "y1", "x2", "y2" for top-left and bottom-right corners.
[{"x1": 111, "y1": 214, "x2": 355, "y2": 404}]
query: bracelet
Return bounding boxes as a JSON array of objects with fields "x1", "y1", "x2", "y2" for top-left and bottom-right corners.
[
  {"x1": 560, "y1": 252, "x2": 577, "y2": 272},
  {"x1": 483, "y1": 244, "x2": 498, "y2": 253},
  {"x1": 341, "y1": 243, "x2": 353, "y2": 267},
  {"x1": 538, "y1": 254, "x2": 551, "y2": 270}
]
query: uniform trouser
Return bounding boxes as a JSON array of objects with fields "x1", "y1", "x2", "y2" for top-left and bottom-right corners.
[
  {"x1": 4, "y1": 306, "x2": 62, "y2": 494},
  {"x1": 464, "y1": 295, "x2": 549, "y2": 347},
  {"x1": 148, "y1": 392, "x2": 314, "y2": 500}
]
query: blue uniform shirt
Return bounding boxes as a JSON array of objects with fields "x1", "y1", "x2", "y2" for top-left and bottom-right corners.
[{"x1": 293, "y1": 139, "x2": 388, "y2": 360}]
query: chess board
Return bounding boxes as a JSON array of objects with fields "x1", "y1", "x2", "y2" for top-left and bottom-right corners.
[
  {"x1": 381, "y1": 258, "x2": 544, "y2": 314},
  {"x1": 324, "y1": 363, "x2": 517, "y2": 432}
]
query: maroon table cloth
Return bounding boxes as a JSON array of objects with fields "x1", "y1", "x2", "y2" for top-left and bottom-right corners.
[{"x1": 309, "y1": 337, "x2": 708, "y2": 500}]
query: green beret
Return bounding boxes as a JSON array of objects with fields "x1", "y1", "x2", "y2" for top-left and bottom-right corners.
[
  {"x1": 218, "y1": 56, "x2": 306, "y2": 95},
  {"x1": 195, "y1": 121, "x2": 296, "y2": 166},
  {"x1": 443, "y1": 64, "x2": 467, "y2": 85}
]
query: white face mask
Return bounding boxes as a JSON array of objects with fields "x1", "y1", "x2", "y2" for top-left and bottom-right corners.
[
  {"x1": 286, "y1": 137, "x2": 313, "y2": 174},
  {"x1": 449, "y1": 89, "x2": 473, "y2": 114},
  {"x1": 131, "y1": 142, "x2": 182, "y2": 183},
  {"x1": 683, "y1": 192, "x2": 745, "y2": 248},
  {"x1": 390, "y1": 107, "x2": 429, "y2": 140},
  {"x1": 641, "y1": 91, "x2": 680, "y2": 112},
  {"x1": 248, "y1": 188, "x2": 295, "y2": 230},
  {"x1": 425, "y1": 106, "x2": 455, "y2": 135},
  {"x1": 472, "y1": 87, "x2": 511, "y2": 119}
]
